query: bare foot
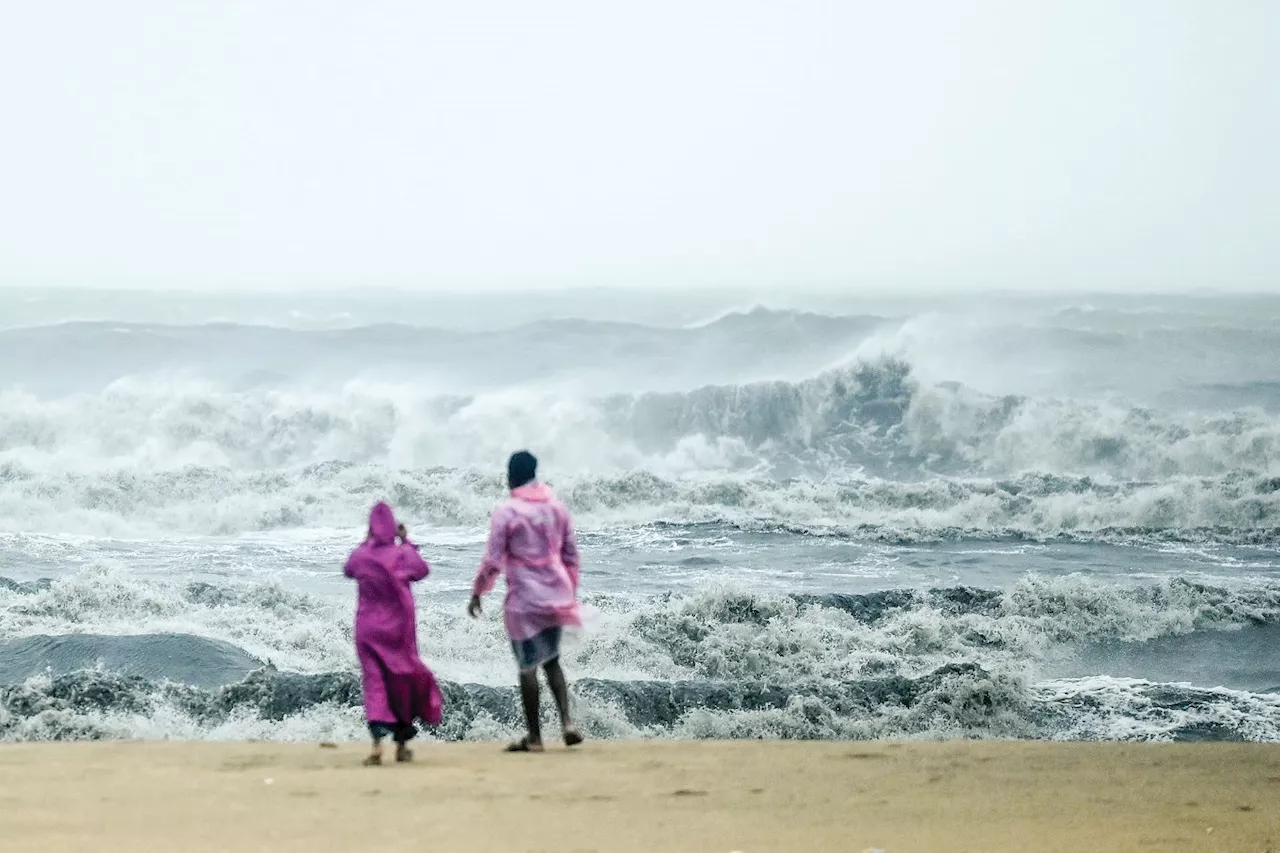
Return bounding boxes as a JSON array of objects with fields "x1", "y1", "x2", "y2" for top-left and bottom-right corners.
[
  {"x1": 395, "y1": 744, "x2": 413, "y2": 763},
  {"x1": 362, "y1": 753, "x2": 382, "y2": 766},
  {"x1": 563, "y1": 726, "x2": 585, "y2": 747}
]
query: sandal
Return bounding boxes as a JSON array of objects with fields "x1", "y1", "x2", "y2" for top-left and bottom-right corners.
[{"x1": 505, "y1": 737, "x2": 544, "y2": 753}]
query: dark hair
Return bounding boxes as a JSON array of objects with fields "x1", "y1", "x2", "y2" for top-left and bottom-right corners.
[{"x1": 507, "y1": 450, "x2": 537, "y2": 489}]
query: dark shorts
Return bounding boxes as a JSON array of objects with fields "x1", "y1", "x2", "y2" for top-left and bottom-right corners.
[{"x1": 511, "y1": 626, "x2": 562, "y2": 673}]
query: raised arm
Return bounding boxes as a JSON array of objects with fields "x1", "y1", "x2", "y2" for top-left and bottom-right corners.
[
  {"x1": 559, "y1": 506, "x2": 581, "y2": 591},
  {"x1": 396, "y1": 541, "x2": 430, "y2": 583}
]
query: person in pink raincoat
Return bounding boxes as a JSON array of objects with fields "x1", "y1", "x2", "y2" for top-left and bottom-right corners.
[
  {"x1": 468, "y1": 450, "x2": 585, "y2": 752},
  {"x1": 344, "y1": 501, "x2": 444, "y2": 765}
]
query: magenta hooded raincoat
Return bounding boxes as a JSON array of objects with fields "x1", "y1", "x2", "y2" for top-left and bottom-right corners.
[
  {"x1": 472, "y1": 482, "x2": 583, "y2": 643},
  {"x1": 344, "y1": 502, "x2": 444, "y2": 729}
]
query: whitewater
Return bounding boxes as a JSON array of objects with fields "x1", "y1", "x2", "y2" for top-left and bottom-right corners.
[{"x1": 2, "y1": 287, "x2": 1279, "y2": 743}]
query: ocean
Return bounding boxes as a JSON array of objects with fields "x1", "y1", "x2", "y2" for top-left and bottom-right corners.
[{"x1": 2, "y1": 287, "x2": 1279, "y2": 743}]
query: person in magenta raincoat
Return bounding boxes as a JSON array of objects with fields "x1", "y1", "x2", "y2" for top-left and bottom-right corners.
[
  {"x1": 344, "y1": 502, "x2": 443, "y2": 765},
  {"x1": 468, "y1": 450, "x2": 585, "y2": 752}
]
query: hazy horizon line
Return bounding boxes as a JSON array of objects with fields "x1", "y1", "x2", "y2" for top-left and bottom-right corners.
[{"x1": 2, "y1": 282, "x2": 1277, "y2": 299}]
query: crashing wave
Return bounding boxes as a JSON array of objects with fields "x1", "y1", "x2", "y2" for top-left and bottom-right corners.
[{"x1": 5, "y1": 663, "x2": 1278, "y2": 744}]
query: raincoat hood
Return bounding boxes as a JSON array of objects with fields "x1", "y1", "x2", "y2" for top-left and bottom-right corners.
[
  {"x1": 511, "y1": 482, "x2": 554, "y2": 502},
  {"x1": 368, "y1": 502, "x2": 398, "y2": 545}
]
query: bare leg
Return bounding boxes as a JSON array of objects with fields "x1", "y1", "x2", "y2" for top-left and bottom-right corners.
[
  {"x1": 515, "y1": 668, "x2": 544, "y2": 749},
  {"x1": 544, "y1": 657, "x2": 583, "y2": 746},
  {"x1": 543, "y1": 658, "x2": 572, "y2": 728}
]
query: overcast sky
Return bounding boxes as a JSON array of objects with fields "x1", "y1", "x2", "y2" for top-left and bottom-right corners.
[{"x1": 0, "y1": 1, "x2": 1275, "y2": 292}]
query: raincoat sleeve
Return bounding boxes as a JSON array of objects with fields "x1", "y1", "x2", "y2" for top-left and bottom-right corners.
[
  {"x1": 342, "y1": 546, "x2": 366, "y2": 580},
  {"x1": 396, "y1": 542, "x2": 430, "y2": 583},
  {"x1": 560, "y1": 508, "x2": 581, "y2": 591},
  {"x1": 472, "y1": 509, "x2": 508, "y2": 597}
]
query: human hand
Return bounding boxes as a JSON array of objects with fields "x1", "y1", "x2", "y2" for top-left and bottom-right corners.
[
  {"x1": 396, "y1": 523, "x2": 407, "y2": 543},
  {"x1": 467, "y1": 595, "x2": 482, "y2": 619}
]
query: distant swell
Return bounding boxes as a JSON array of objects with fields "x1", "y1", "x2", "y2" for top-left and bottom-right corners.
[{"x1": 0, "y1": 310, "x2": 886, "y2": 395}]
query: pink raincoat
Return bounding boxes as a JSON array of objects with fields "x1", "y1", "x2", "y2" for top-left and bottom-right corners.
[
  {"x1": 472, "y1": 482, "x2": 582, "y2": 642},
  {"x1": 344, "y1": 502, "x2": 444, "y2": 728}
]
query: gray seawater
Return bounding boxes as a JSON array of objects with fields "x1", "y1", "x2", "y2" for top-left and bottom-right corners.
[{"x1": 2, "y1": 287, "x2": 1279, "y2": 742}]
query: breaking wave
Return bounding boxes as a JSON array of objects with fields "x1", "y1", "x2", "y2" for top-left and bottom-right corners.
[
  {"x1": 1, "y1": 354, "x2": 1278, "y2": 541},
  {"x1": 4, "y1": 298, "x2": 1280, "y2": 744},
  {"x1": 10, "y1": 663, "x2": 1278, "y2": 743},
  {"x1": 2, "y1": 462, "x2": 1279, "y2": 543},
  {"x1": 3, "y1": 570, "x2": 1279, "y2": 742}
]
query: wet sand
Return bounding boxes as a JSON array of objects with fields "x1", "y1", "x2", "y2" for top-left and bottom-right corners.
[{"x1": 1, "y1": 740, "x2": 1277, "y2": 852}]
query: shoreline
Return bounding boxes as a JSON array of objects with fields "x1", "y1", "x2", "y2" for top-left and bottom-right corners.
[{"x1": 1, "y1": 740, "x2": 1277, "y2": 852}]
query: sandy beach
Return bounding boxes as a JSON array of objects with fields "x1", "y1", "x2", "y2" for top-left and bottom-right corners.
[{"x1": 0, "y1": 740, "x2": 1275, "y2": 852}]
